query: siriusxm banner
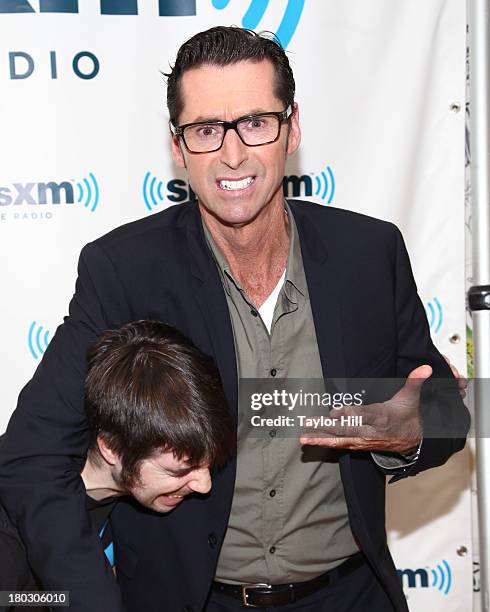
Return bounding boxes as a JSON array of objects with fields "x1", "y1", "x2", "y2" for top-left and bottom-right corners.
[{"x1": 0, "y1": 1, "x2": 472, "y2": 610}]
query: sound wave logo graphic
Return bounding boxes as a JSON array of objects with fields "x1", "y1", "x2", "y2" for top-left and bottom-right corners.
[
  {"x1": 431, "y1": 560, "x2": 452, "y2": 595},
  {"x1": 426, "y1": 297, "x2": 443, "y2": 333},
  {"x1": 28, "y1": 321, "x2": 51, "y2": 360},
  {"x1": 76, "y1": 173, "x2": 99, "y2": 212},
  {"x1": 315, "y1": 166, "x2": 335, "y2": 204},
  {"x1": 282, "y1": 165, "x2": 336, "y2": 203},
  {"x1": 143, "y1": 171, "x2": 165, "y2": 211},
  {"x1": 398, "y1": 560, "x2": 452, "y2": 595},
  {"x1": 212, "y1": 0, "x2": 305, "y2": 48}
]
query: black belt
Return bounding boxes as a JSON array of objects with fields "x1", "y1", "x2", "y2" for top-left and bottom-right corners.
[{"x1": 212, "y1": 552, "x2": 365, "y2": 608}]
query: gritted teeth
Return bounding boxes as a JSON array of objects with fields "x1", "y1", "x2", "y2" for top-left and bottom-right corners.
[{"x1": 219, "y1": 176, "x2": 254, "y2": 191}]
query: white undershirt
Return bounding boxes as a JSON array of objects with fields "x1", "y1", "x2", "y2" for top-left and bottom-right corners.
[{"x1": 258, "y1": 270, "x2": 286, "y2": 333}]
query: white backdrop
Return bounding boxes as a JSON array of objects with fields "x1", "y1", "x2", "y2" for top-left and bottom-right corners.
[{"x1": 0, "y1": 1, "x2": 472, "y2": 610}]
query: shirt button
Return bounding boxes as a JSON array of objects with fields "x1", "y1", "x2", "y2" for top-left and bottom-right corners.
[
  {"x1": 250, "y1": 309, "x2": 258, "y2": 317},
  {"x1": 269, "y1": 429, "x2": 276, "y2": 438},
  {"x1": 207, "y1": 532, "x2": 218, "y2": 549},
  {"x1": 269, "y1": 546, "x2": 276, "y2": 554},
  {"x1": 270, "y1": 368, "x2": 277, "y2": 377},
  {"x1": 269, "y1": 489, "x2": 276, "y2": 498}
]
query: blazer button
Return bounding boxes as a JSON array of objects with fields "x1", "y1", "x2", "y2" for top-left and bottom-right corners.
[
  {"x1": 208, "y1": 532, "x2": 218, "y2": 549},
  {"x1": 183, "y1": 606, "x2": 194, "y2": 612}
]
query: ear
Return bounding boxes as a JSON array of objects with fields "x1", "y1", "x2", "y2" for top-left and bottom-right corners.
[
  {"x1": 286, "y1": 102, "x2": 301, "y2": 156},
  {"x1": 97, "y1": 436, "x2": 120, "y2": 467},
  {"x1": 170, "y1": 127, "x2": 186, "y2": 169}
]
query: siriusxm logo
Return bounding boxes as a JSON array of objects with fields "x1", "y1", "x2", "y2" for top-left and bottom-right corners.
[
  {"x1": 9, "y1": 50, "x2": 99, "y2": 81},
  {"x1": 397, "y1": 560, "x2": 452, "y2": 595},
  {"x1": 425, "y1": 297, "x2": 443, "y2": 333},
  {"x1": 283, "y1": 166, "x2": 335, "y2": 204},
  {"x1": 143, "y1": 173, "x2": 195, "y2": 211},
  {"x1": 1, "y1": 1, "x2": 303, "y2": 48},
  {"x1": 0, "y1": 174, "x2": 99, "y2": 212},
  {"x1": 3, "y1": 1, "x2": 304, "y2": 83},
  {"x1": 0, "y1": 1, "x2": 195, "y2": 16},
  {"x1": 212, "y1": 0, "x2": 305, "y2": 48},
  {"x1": 28, "y1": 321, "x2": 51, "y2": 360},
  {"x1": 143, "y1": 166, "x2": 335, "y2": 212}
]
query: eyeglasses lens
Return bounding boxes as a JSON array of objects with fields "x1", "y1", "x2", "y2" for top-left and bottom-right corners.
[{"x1": 183, "y1": 115, "x2": 280, "y2": 153}]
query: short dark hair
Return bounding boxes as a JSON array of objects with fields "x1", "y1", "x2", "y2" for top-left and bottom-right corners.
[
  {"x1": 165, "y1": 26, "x2": 295, "y2": 125},
  {"x1": 85, "y1": 320, "x2": 234, "y2": 487}
]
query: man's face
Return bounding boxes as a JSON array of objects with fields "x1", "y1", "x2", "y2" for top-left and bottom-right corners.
[
  {"x1": 125, "y1": 450, "x2": 211, "y2": 513},
  {"x1": 171, "y1": 59, "x2": 300, "y2": 227}
]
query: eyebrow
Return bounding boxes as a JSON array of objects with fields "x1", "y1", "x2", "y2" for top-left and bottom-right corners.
[{"x1": 188, "y1": 109, "x2": 272, "y2": 124}]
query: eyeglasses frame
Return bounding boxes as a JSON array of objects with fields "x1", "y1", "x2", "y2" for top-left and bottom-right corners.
[{"x1": 170, "y1": 105, "x2": 293, "y2": 154}]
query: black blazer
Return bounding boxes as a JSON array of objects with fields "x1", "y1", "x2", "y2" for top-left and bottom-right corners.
[{"x1": 0, "y1": 200, "x2": 469, "y2": 612}]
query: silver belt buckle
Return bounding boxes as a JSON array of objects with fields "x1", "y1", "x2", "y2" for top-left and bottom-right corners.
[{"x1": 241, "y1": 583, "x2": 272, "y2": 608}]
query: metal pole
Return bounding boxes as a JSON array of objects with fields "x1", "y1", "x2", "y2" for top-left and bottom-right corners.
[{"x1": 469, "y1": 1, "x2": 490, "y2": 610}]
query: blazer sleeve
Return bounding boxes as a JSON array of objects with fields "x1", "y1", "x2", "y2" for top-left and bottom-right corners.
[
  {"x1": 386, "y1": 226, "x2": 470, "y2": 483},
  {"x1": 0, "y1": 242, "x2": 132, "y2": 611}
]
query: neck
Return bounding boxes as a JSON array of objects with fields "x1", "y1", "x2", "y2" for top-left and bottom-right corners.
[
  {"x1": 200, "y1": 198, "x2": 289, "y2": 308},
  {"x1": 81, "y1": 454, "x2": 126, "y2": 501}
]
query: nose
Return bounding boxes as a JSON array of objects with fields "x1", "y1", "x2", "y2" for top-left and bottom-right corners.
[
  {"x1": 188, "y1": 467, "x2": 212, "y2": 495},
  {"x1": 219, "y1": 127, "x2": 248, "y2": 170}
]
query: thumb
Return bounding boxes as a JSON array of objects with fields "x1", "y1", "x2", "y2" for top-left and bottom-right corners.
[{"x1": 404, "y1": 364, "x2": 433, "y2": 394}]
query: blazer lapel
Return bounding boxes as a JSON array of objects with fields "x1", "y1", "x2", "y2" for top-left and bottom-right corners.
[
  {"x1": 184, "y1": 204, "x2": 238, "y2": 416},
  {"x1": 289, "y1": 202, "x2": 347, "y2": 380}
]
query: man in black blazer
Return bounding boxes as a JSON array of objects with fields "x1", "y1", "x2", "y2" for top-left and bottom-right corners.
[{"x1": 0, "y1": 26, "x2": 469, "y2": 612}]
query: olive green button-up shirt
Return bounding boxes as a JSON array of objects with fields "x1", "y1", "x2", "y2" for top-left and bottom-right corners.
[{"x1": 203, "y1": 206, "x2": 359, "y2": 585}]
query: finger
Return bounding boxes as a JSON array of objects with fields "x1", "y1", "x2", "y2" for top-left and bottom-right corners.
[
  {"x1": 300, "y1": 423, "x2": 363, "y2": 439},
  {"x1": 299, "y1": 436, "x2": 397, "y2": 451},
  {"x1": 400, "y1": 365, "x2": 433, "y2": 397},
  {"x1": 299, "y1": 435, "x2": 420, "y2": 452},
  {"x1": 299, "y1": 422, "x2": 377, "y2": 444},
  {"x1": 447, "y1": 363, "x2": 468, "y2": 398},
  {"x1": 299, "y1": 435, "x2": 359, "y2": 448},
  {"x1": 407, "y1": 364, "x2": 433, "y2": 381},
  {"x1": 442, "y1": 354, "x2": 467, "y2": 386},
  {"x1": 457, "y1": 375, "x2": 468, "y2": 399},
  {"x1": 453, "y1": 368, "x2": 468, "y2": 389},
  {"x1": 457, "y1": 374, "x2": 468, "y2": 388}
]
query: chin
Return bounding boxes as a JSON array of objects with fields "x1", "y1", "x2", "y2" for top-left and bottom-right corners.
[
  {"x1": 153, "y1": 505, "x2": 172, "y2": 514},
  {"x1": 209, "y1": 203, "x2": 265, "y2": 227}
]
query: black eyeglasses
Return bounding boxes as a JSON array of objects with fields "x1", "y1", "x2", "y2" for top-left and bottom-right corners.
[{"x1": 170, "y1": 106, "x2": 292, "y2": 154}]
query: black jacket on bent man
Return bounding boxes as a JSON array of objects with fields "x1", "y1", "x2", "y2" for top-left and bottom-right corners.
[{"x1": 0, "y1": 200, "x2": 470, "y2": 612}]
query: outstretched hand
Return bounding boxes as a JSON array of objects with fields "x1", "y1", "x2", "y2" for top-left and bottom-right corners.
[{"x1": 299, "y1": 365, "x2": 432, "y2": 453}]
